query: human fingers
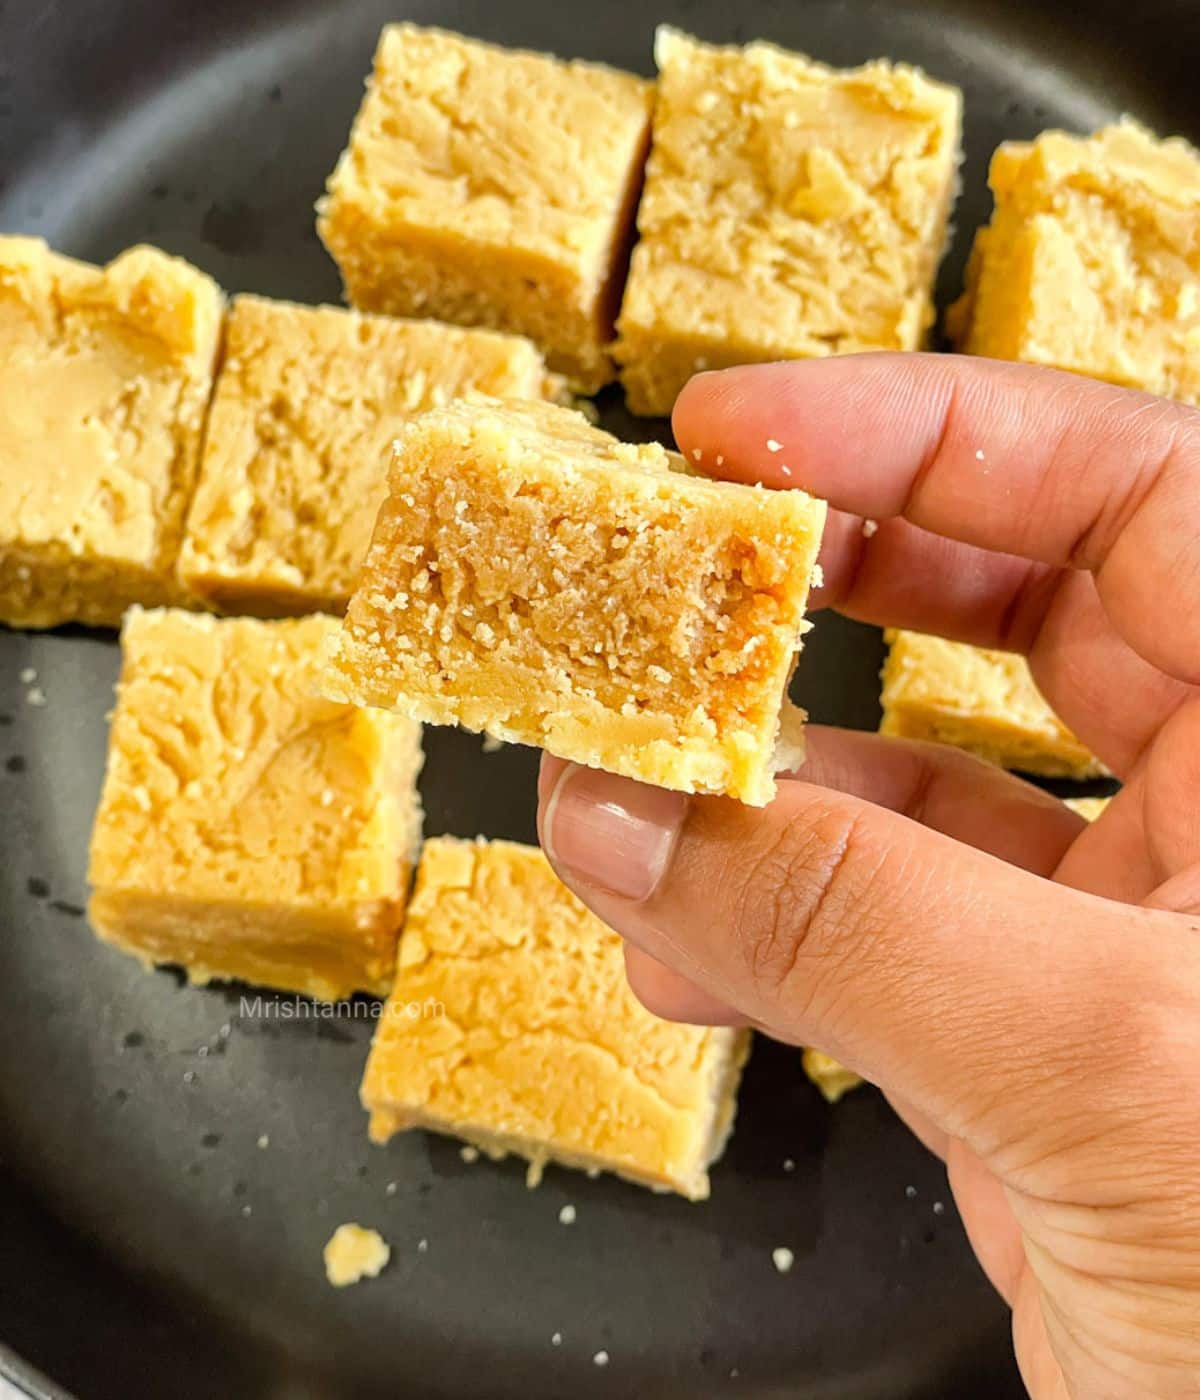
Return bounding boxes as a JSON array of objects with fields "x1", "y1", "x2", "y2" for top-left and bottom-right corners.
[
  {"x1": 622, "y1": 943, "x2": 750, "y2": 1026},
  {"x1": 674, "y1": 354, "x2": 1200, "y2": 686},
  {"x1": 537, "y1": 762, "x2": 1200, "y2": 1166},
  {"x1": 540, "y1": 738, "x2": 1085, "y2": 1035},
  {"x1": 811, "y1": 514, "x2": 1194, "y2": 774},
  {"x1": 798, "y1": 727, "x2": 1084, "y2": 876}
]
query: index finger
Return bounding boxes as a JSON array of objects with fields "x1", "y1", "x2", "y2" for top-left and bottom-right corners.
[{"x1": 673, "y1": 354, "x2": 1200, "y2": 685}]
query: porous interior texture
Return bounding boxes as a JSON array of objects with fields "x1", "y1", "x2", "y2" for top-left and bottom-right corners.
[
  {"x1": 0, "y1": 236, "x2": 223, "y2": 627},
  {"x1": 947, "y1": 121, "x2": 1200, "y2": 405},
  {"x1": 614, "y1": 26, "x2": 962, "y2": 414},
  {"x1": 879, "y1": 629, "x2": 1103, "y2": 780},
  {"x1": 178, "y1": 293, "x2": 555, "y2": 615},
  {"x1": 316, "y1": 23, "x2": 653, "y2": 391},
  {"x1": 361, "y1": 838, "x2": 750, "y2": 1200},
  {"x1": 322, "y1": 396, "x2": 827, "y2": 805},
  {"x1": 87, "y1": 608, "x2": 423, "y2": 1000}
]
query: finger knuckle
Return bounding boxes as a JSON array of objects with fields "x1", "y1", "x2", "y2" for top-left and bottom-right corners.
[{"x1": 732, "y1": 805, "x2": 875, "y2": 1004}]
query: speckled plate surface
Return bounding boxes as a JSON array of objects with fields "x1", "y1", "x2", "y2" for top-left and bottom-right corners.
[{"x1": 0, "y1": 1, "x2": 1189, "y2": 1396}]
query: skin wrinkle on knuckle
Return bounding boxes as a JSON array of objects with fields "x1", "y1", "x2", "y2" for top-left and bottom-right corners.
[
  {"x1": 994, "y1": 557, "x2": 1065, "y2": 657},
  {"x1": 901, "y1": 375, "x2": 960, "y2": 520},
  {"x1": 730, "y1": 806, "x2": 878, "y2": 1009}
]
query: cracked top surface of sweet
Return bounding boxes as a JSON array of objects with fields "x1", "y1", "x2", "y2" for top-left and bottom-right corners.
[
  {"x1": 0, "y1": 237, "x2": 222, "y2": 561},
  {"x1": 365, "y1": 838, "x2": 739, "y2": 1143},
  {"x1": 88, "y1": 609, "x2": 420, "y2": 905},
  {"x1": 181, "y1": 294, "x2": 550, "y2": 598},
  {"x1": 620, "y1": 27, "x2": 961, "y2": 354},
  {"x1": 321, "y1": 24, "x2": 653, "y2": 272}
]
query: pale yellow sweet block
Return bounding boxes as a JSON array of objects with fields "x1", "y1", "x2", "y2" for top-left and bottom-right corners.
[
  {"x1": 87, "y1": 609, "x2": 423, "y2": 1001},
  {"x1": 362, "y1": 838, "x2": 750, "y2": 1200},
  {"x1": 613, "y1": 27, "x2": 962, "y2": 415},
  {"x1": 1065, "y1": 795, "x2": 1112, "y2": 821},
  {"x1": 323, "y1": 1224, "x2": 390, "y2": 1286},
  {"x1": 177, "y1": 294, "x2": 555, "y2": 616},
  {"x1": 320, "y1": 397, "x2": 827, "y2": 806},
  {"x1": 879, "y1": 629, "x2": 1102, "y2": 779},
  {"x1": 0, "y1": 237, "x2": 223, "y2": 628},
  {"x1": 801, "y1": 1049, "x2": 863, "y2": 1104},
  {"x1": 947, "y1": 122, "x2": 1200, "y2": 404},
  {"x1": 316, "y1": 24, "x2": 653, "y2": 392}
]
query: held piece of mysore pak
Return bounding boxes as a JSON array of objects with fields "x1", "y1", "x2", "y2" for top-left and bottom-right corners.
[
  {"x1": 879, "y1": 629, "x2": 1103, "y2": 780},
  {"x1": 0, "y1": 237, "x2": 222, "y2": 628},
  {"x1": 316, "y1": 24, "x2": 654, "y2": 393},
  {"x1": 320, "y1": 398, "x2": 827, "y2": 806},
  {"x1": 361, "y1": 838, "x2": 751, "y2": 1200},
  {"x1": 88, "y1": 609, "x2": 424, "y2": 1002},
  {"x1": 947, "y1": 122, "x2": 1200, "y2": 404},
  {"x1": 614, "y1": 27, "x2": 963, "y2": 416},
  {"x1": 177, "y1": 294, "x2": 557, "y2": 616}
]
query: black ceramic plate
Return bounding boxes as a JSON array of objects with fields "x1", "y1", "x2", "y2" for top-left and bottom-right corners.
[{"x1": 0, "y1": 2, "x2": 1191, "y2": 1396}]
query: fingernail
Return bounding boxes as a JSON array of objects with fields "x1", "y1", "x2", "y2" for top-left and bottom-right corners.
[{"x1": 541, "y1": 764, "x2": 688, "y2": 902}]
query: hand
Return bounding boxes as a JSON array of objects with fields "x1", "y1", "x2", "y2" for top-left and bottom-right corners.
[{"x1": 536, "y1": 355, "x2": 1200, "y2": 1399}]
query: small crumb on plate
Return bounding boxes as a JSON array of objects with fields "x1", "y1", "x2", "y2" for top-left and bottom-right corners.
[{"x1": 323, "y1": 1223, "x2": 390, "y2": 1287}]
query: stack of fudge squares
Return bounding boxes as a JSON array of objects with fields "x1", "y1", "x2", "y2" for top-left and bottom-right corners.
[{"x1": 1, "y1": 19, "x2": 1186, "y2": 1184}]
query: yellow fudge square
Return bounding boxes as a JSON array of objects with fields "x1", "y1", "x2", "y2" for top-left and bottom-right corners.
[
  {"x1": 1065, "y1": 795, "x2": 1112, "y2": 822},
  {"x1": 317, "y1": 24, "x2": 653, "y2": 392},
  {"x1": 613, "y1": 27, "x2": 962, "y2": 415},
  {"x1": 87, "y1": 608, "x2": 423, "y2": 1001},
  {"x1": 177, "y1": 294, "x2": 556, "y2": 616},
  {"x1": 320, "y1": 397, "x2": 827, "y2": 806},
  {"x1": 0, "y1": 237, "x2": 223, "y2": 628},
  {"x1": 362, "y1": 838, "x2": 750, "y2": 1200},
  {"x1": 879, "y1": 629, "x2": 1102, "y2": 779},
  {"x1": 947, "y1": 122, "x2": 1200, "y2": 404}
]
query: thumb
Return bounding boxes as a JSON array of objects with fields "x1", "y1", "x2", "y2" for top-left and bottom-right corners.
[{"x1": 537, "y1": 760, "x2": 1197, "y2": 1169}]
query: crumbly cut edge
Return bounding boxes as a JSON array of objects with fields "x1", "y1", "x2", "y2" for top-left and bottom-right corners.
[
  {"x1": 320, "y1": 484, "x2": 826, "y2": 807},
  {"x1": 366, "y1": 1028, "x2": 751, "y2": 1201}
]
